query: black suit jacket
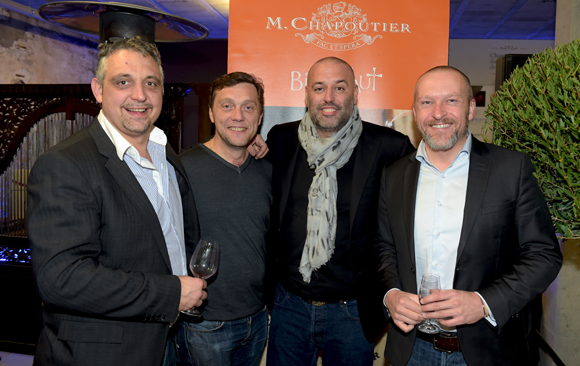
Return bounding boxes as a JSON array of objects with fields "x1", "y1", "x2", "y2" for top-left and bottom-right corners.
[
  {"x1": 27, "y1": 121, "x2": 199, "y2": 366},
  {"x1": 376, "y1": 137, "x2": 562, "y2": 365},
  {"x1": 267, "y1": 120, "x2": 415, "y2": 342}
]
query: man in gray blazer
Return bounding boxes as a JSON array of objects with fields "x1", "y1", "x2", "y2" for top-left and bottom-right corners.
[
  {"x1": 27, "y1": 37, "x2": 207, "y2": 366},
  {"x1": 376, "y1": 66, "x2": 562, "y2": 365}
]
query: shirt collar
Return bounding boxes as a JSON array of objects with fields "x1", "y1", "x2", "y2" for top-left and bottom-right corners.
[
  {"x1": 416, "y1": 129, "x2": 472, "y2": 168},
  {"x1": 97, "y1": 110, "x2": 167, "y2": 161}
]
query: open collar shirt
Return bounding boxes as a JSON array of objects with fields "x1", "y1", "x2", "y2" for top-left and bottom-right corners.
[
  {"x1": 414, "y1": 130, "x2": 495, "y2": 326},
  {"x1": 414, "y1": 131, "x2": 471, "y2": 291},
  {"x1": 98, "y1": 111, "x2": 187, "y2": 276}
]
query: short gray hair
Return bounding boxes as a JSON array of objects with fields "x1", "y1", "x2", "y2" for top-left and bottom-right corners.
[{"x1": 95, "y1": 36, "x2": 164, "y2": 85}]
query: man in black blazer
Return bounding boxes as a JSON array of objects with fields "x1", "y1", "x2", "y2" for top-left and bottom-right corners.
[
  {"x1": 376, "y1": 66, "x2": 562, "y2": 365},
  {"x1": 266, "y1": 57, "x2": 414, "y2": 366},
  {"x1": 27, "y1": 37, "x2": 207, "y2": 366}
]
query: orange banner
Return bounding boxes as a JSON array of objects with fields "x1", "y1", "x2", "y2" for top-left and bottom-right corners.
[{"x1": 229, "y1": 0, "x2": 449, "y2": 110}]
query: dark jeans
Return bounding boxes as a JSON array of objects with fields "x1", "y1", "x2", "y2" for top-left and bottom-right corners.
[
  {"x1": 171, "y1": 306, "x2": 268, "y2": 366},
  {"x1": 266, "y1": 284, "x2": 373, "y2": 366},
  {"x1": 404, "y1": 338, "x2": 468, "y2": 366}
]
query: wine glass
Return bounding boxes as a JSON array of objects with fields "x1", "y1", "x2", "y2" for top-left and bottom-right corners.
[
  {"x1": 180, "y1": 239, "x2": 220, "y2": 318},
  {"x1": 417, "y1": 273, "x2": 441, "y2": 334}
]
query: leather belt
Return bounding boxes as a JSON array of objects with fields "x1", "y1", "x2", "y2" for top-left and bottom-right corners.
[{"x1": 416, "y1": 331, "x2": 461, "y2": 353}]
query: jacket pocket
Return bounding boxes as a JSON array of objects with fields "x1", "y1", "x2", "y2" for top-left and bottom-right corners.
[
  {"x1": 57, "y1": 320, "x2": 123, "y2": 343},
  {"x1": 481, "y1": 201, "x2": 515, "y2": 215}
]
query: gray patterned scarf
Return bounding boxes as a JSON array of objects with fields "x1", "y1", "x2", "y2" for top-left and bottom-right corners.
[{"x1": 297, "y1": 106, "x2": 362, "y2": 283}]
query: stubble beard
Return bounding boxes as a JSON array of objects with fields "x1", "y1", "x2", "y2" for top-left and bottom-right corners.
[
  {"x1": 308, "y1": 97, "x2": 354, "y2": 136},
  {"x1": 120, "y1": 104, "x2": 155, "y2": 135},
  {"x1": 421, "y1": 115, "x2": 469, "y2": 151}
]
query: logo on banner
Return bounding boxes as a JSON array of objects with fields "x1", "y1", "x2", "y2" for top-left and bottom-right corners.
[
  {"x1": 265, "y1": 2, "x2": 411, "y2": 52},
  {"x1": 297, "y1": 2, "x2": 380, "y2": 50}
]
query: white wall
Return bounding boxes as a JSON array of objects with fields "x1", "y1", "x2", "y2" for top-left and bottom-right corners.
[
  {"x1": 448, "y1": 39, "x2": 555, "y2": 140},
  {"x1": 448, "y1": 39, "x2": 554, "y2": 86}
]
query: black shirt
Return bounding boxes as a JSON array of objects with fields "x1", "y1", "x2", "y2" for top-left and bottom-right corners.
[{"x1": 279, "y1": 146, "x2": 357, "y2": 302}]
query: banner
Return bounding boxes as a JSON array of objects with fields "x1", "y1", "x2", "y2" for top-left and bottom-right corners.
[{"x1": 229, "y1": 0, "x2": 449, "y2": 111}]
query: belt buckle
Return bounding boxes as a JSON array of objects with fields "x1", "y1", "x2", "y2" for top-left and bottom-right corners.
[
  {"x1": 310, "y1": 300, "x2": 326, "y2": 306},
  {"x1": 431, "y1": 332, "x2": 458, "y2": 354},
  {"x1": 433, "y1": 339, "x2": 454, "y2": 354}
]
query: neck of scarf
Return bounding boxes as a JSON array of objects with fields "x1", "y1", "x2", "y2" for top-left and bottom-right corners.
[{"x1": 297, "y1": 105, "x2": 363, "y2": 283}]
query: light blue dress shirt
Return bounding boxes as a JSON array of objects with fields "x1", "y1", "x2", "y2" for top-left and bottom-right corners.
[
  {"x1": 414, "y1": 131, "x2": 495, "y2": 327},
  {"x1": 414, "y1": 132, "x2": 471, "y2": 292},
  {"x1": 98, "y1": 111, "x2": 188, "y2": 276}
]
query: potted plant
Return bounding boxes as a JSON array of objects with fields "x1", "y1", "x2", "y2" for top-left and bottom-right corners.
[{"x1": 485, "y1": 40, "x2": 580, "y2": 239}]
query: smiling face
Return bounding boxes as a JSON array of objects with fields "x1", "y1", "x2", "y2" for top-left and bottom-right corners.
[
  {"x1": 91, "y1": 49, "x2": 163, "y2": 143},
  {"x1": 209, "y1": 82, "x2": 263, "y2": 152},
  {"x1": 413, "y1": 68, "x2": 475, "y2": 154},
  {"x1": 305, "y1": 59, "x2": 358, "y2": 138}
]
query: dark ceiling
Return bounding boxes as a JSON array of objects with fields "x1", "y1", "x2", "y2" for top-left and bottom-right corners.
[
  {"x1": 0, "y1": 0, "x2": 558, "y2": 40},
  {"x1": 449, "y1": 0, "x2": 556, "y2": 40}
]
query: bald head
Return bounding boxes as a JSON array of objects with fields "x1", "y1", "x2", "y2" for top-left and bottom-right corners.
[
  {"x1": 414, "y1": 66, "x2": 473, "y2": 103},
  {"x1": 412, "y1": 65, "x2": 476, "y2": 155},
  {"x1": 305, "y1": 57, "x2": 358, "y2": 138},
  {"x1": 307, "y1": 57, "x2": 356, "y2": 87}
]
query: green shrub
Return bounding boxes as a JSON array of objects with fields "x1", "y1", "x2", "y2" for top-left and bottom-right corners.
[{"x1": 485, "y1": 40, "x2": 580, "y2": 239}]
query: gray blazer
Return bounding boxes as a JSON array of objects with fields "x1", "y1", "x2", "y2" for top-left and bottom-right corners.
[{"x1": 27, "y1": 120, "x2": 199, "y2": 366}]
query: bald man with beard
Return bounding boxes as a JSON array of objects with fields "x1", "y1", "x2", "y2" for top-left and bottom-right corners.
[{"x1": 265, "y1": 57, "x2": 414, "y2": 366}]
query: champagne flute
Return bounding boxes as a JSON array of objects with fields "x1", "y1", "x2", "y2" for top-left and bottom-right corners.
[
  {"x1": 181, "y1": 239, "x2": 220, "y2": 318},
  {"x1": 417, "y1": 273, "x2": 441, "y2": 334}
]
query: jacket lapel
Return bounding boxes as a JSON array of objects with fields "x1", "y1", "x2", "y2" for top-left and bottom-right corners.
[
  {"x1": 456, "y1": 138, "x2": 490, "y2": 261},
  {"x1": 167, "y1": 145, "x2": 189, "y2": 196},
  {"x1": 403, "y1": 153, "x2": 421, "y2": 269},
  {"x1": 278, "y1": 125, "x2": 301, "y2": 228},
  {"x1": 349, "y1": 128, "x2": 380, "y2": 230},
  {"x1": 88, "y1": 121, "x2": 174, "y2": 272}
]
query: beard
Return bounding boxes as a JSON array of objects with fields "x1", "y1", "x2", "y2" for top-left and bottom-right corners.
[
  {"x1": 420, "y1": 116, "x2": 469, "y2": 151},
  {"x1": 308, "y1": 98, "x2": 354, "y2": 136}
]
